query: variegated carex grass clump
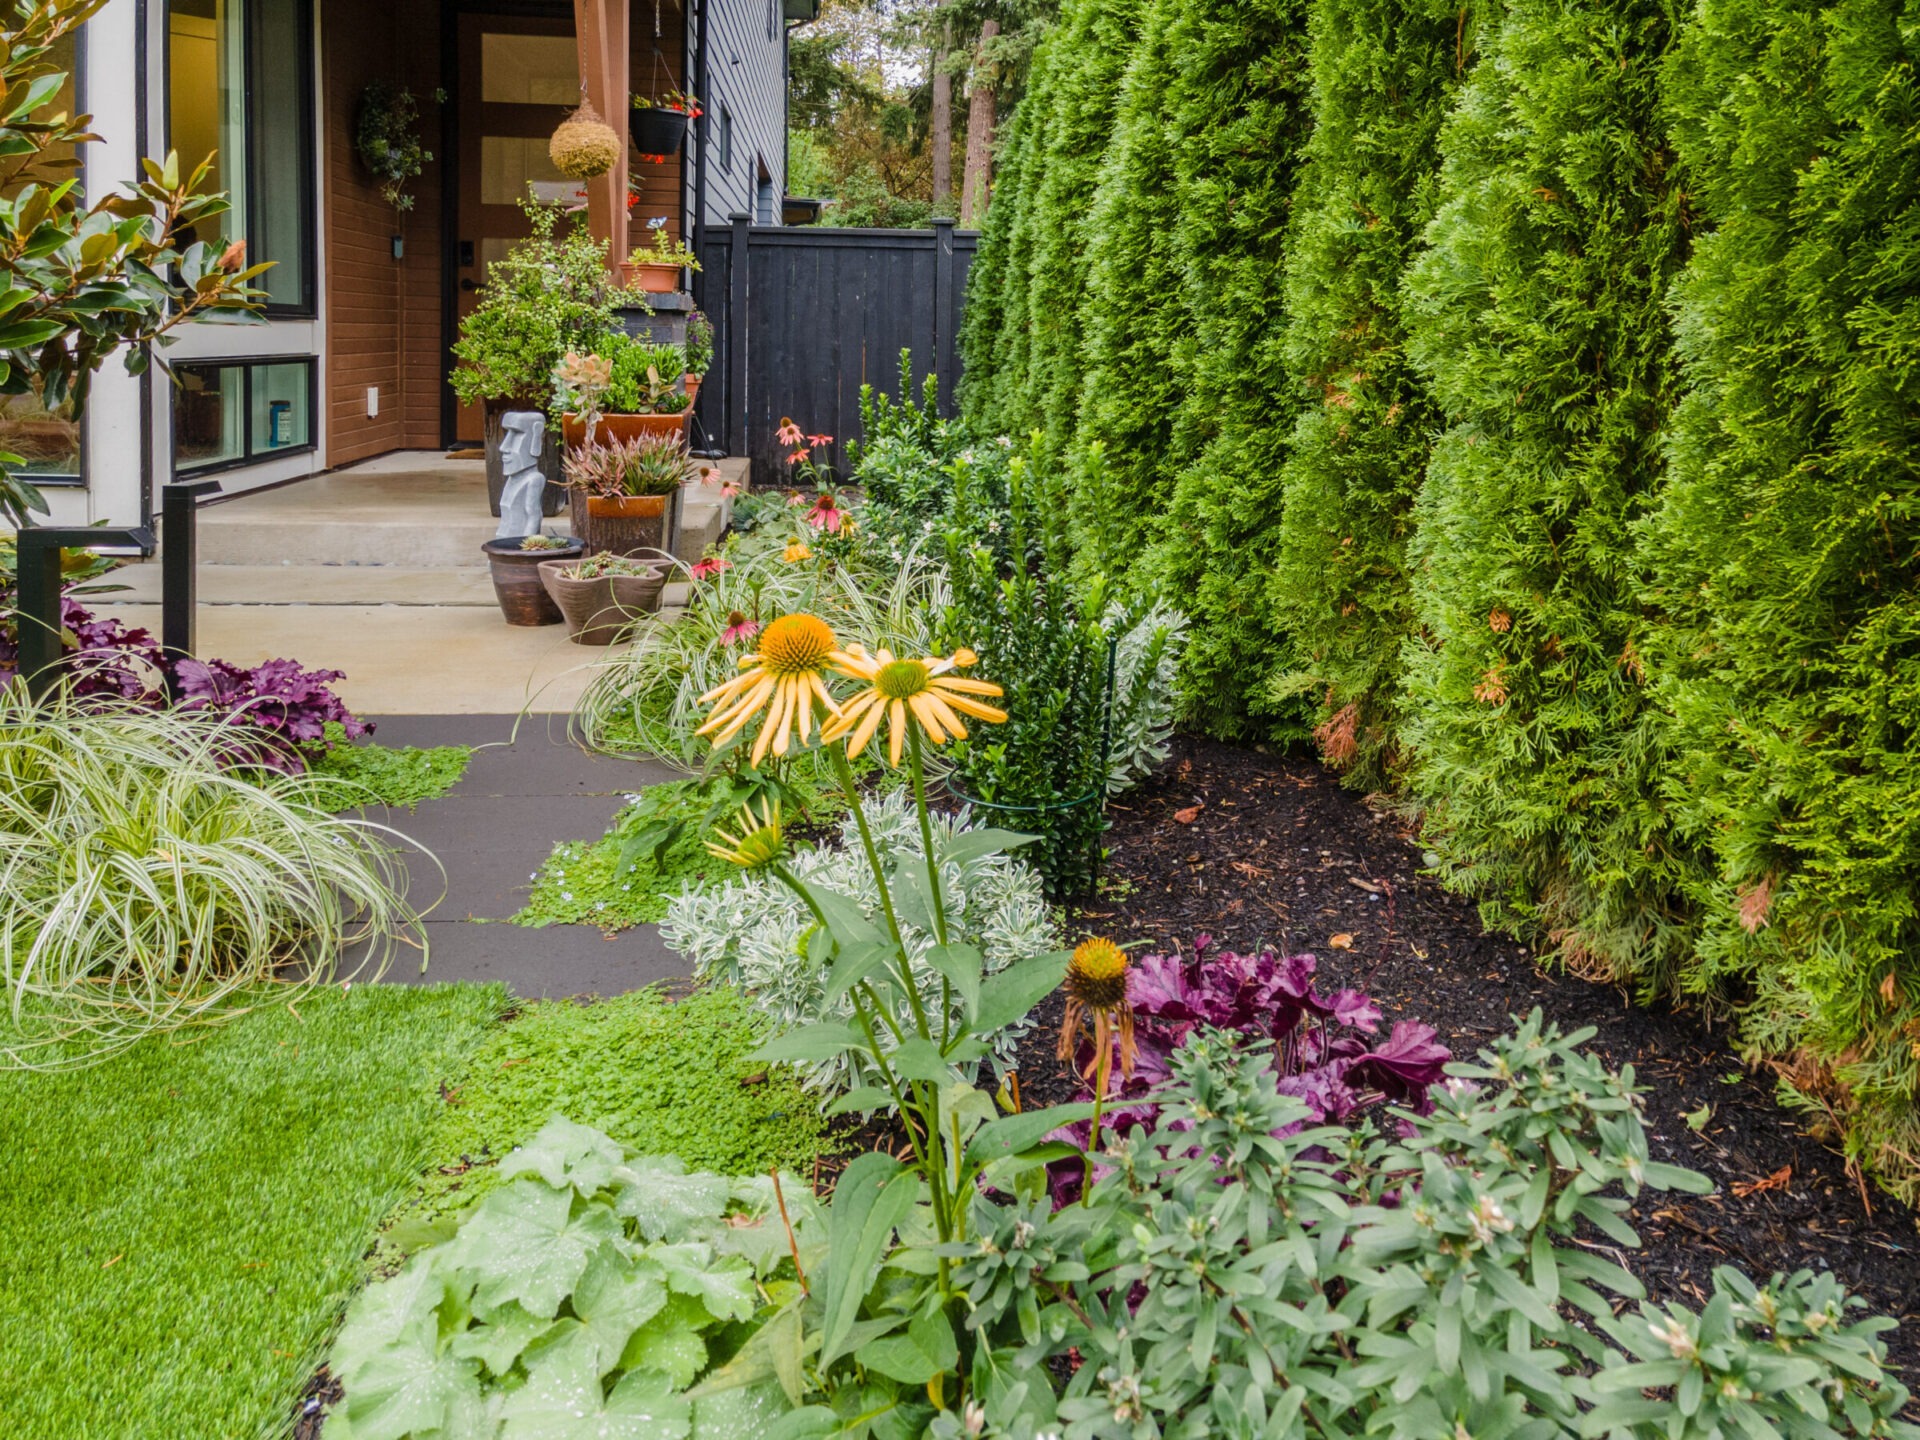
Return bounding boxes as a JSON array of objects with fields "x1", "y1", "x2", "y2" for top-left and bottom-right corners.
[{"x1": 0, "y1": 693, "x2": 426, "y2": 1066}]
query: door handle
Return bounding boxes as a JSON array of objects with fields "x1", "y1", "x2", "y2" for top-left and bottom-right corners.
[{"x1": 460, "y1": 278, "x2": 477, "y2": 292}]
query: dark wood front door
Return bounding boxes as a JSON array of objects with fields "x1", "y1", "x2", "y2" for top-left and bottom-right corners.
[{"x1": 454, "y1": 12, "x2": 580, "y2": 442}]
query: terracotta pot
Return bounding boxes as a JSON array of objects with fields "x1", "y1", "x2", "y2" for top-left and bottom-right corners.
[
  {"x1": 683, "y1": 374, "x2": 701, "y2": 408},
  {"x1": 482, "y1": 538, "x2": 582, "y2": 625},
  {"x1": 538, "y1": 559, "x2": 668, "y2": 645},
  {"x1": 561, "y1": 411, "x2": 690, "y2": 448},
  {"x1": 569, "y1": 484, "x2": 683, "y2": 558},
  {"x1": 620, "y1": 261, "x2": 683, "y2": 294}
]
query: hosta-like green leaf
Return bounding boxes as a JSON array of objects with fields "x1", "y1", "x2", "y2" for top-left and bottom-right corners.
[
  {"x1": 499, "y1": 1327, "x2": 692, "y2": 1440},
  {"x1": 971, "y1": 951, "x2": 1069, "y2": 1035},
  {"x1": 338, "y1": 1333, "x2": 486, "y2": 1440},
  {"x1": 611, "y1": 1157, "x2": 731, "y2": 1242},
  {"x1": 499, "y1": 1115, "x2": 628, "y2": 1197},
  {"x1": 820, "y1": 1152, "x2": 915, "y2": 1367},
  {"x1": 652, "y1": 1241, "x2": 758, "y2": 1322},
  {"x1": 453, "y1": 1180, "x2": 621, "y2": 1320},
  {"x1": 451, "y1": 1298, "x2": 560, "y2": 1379}
]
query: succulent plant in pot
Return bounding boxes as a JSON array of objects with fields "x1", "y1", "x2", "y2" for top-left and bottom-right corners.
[
  {"x1": 564, "y1": 433, "x2": 696, "y2": 557},
  {"x1": 537, "y1": 552, "x2": 670, "y2": 646}
]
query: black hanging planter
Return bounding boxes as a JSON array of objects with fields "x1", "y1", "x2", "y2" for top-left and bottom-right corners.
[{"x1": 629, "y1": 106, "x2": 689, "y2": 158}]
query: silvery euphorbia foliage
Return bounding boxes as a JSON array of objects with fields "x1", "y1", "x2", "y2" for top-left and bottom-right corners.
[
  {"x1": 953, "y1": 1017, "x2": 1917, "y2": 1440},
  {"x1": 661, "y1": 792, "x2": 1056, "y2": 1089}
]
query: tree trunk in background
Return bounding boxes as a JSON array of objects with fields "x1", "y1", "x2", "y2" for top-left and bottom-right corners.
[
  {"x1": 960, "y1": 19, "x2": 1000, "y2": 226},
  {"x1": 931, "y1": 27, "x2": 953, "y2": 211}
]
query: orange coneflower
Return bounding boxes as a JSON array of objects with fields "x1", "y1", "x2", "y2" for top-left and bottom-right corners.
[
  {"x1": 1058, "y1": 937, "x2": 1136, "y2": 1083},
  {"x1": 821, "y1": 646, "x2": 1008, "y2": 768},
  {"x1": 695, "y1": 612, "x2": 849, "y2": 765}
]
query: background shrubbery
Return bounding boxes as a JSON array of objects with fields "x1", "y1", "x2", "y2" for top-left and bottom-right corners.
[{"x1": 960, "y1": 0, "x2": 1920, "y2": 1197}]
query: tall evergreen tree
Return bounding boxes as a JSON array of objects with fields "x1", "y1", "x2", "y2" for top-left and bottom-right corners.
[
  {"x1": 1062, "y1": 0, "x2": 1187, "y2": 580},
  {"x1": 1144, "y1": 0, "x2": 1316, "y2": 738},
  {"x1": 1267, "y1": 0, "x2": 1483, "y2": 789},
  {"x1": 1016, "y1": 0, "x2": 1145, "y2": 449},
  {"x1": 1397, "y1": 0, "x2": 1696, "y2": 981},
  {"x1": 1644, "y1": 0, "x2": 1920, "y2": 1191},
  {"x1": 957, "y1": 79, "x2": 1038, "y2": 427}
]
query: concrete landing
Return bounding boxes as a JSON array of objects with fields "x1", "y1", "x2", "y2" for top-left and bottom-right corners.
[
  {"x1": 350, "y1": 714, "x2": 691, "y2": 998},
  {"x1": 197, "y1": 451, "x2": 742, "y2": 568}
]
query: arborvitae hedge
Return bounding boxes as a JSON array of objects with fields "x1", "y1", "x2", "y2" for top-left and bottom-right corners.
[
  {"x1": 1396, "y1": 0, "x2": 1696, "y2": 987},
  {"x1": 956, "y1": 91, "x2": 1034, "y2": 428},
  {"x1": 1062, "y1": 0, "x2": 1188, "y2": 581},
  {"x1": 1266, "y1": 0, "x2": 1481, "y2": 789},
  {"x1": 1142, "y1": 0, "x2": 1315, "y2": 739},
  {"x1": 956, "y1": 0, "x2": 1920, "y2": 1199},
  {"x1": 1017, "y1": 0, "x2": 1146, "y2": 452},
  {"x1": 1644, "y1": 0, "x2": 1920, "y2": 1186}
]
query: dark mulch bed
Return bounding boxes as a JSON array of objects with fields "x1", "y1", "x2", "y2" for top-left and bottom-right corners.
[{"x1": 1008, "y1": 733, "x2": 1920, "y2": 1388}]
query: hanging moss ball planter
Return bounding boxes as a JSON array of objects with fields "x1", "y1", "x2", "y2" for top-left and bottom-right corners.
[{"x1": 549, "y1": 99, "x2": 621, "y2": 180}]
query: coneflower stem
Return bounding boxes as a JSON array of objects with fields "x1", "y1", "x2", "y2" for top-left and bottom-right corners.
[
  {"x1": 906, "y1": 724, "x2": 954, "y2": 1048},
  {"x1": 1084, "y1": 1011, "x2": 1112, "y2": 1207}
]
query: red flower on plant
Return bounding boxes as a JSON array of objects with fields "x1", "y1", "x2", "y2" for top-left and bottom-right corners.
[
  {"x1": 775, "y1": 418, "x2": 804, "y2": 448},
  {"x1": 787, "y1": 448, "x2": 810, "y2": 465},
  {"x1": 689, "y1": 556, "x2": 731, "y2": 581},
  {"x1": 719, "y1": 611, "x2": 761, "y2": 646}
]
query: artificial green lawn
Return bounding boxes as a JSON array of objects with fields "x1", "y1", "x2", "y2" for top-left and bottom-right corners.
[
  {"x1": 0, "y1": 983, "x2": 504, "y2": 1439},
  {"x1": 393, "y1": 987, "x2": 835, "y2": 1236}
]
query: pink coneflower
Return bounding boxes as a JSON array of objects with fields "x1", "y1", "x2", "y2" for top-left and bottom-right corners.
[
  {"x1": 776, "y1": 418, "x2": 804, "y2": 447},
  {"x1": 690, "y1": 556, "x2": 731, "y2": 581},
  {"x1": 720, "y1": 610, "x2": 761, "y2": 645},
  {"x1": 806, "y1": 491, "x2": 846, "y2": 533}
]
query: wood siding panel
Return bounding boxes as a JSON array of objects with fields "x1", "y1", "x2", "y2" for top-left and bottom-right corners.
[
  {"x1": 323, "y1": 0, "x2": 444, "y2": 466},
  {"x1": 692, "y1": 0, "x2": 785, "y2": 225}
]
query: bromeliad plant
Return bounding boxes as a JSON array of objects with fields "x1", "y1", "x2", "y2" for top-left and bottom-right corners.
[{"x1": 691, "y1": 612, "x2": 1087, "y2": 1331}]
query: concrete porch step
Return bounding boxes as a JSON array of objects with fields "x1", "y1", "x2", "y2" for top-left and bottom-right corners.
[{"x1": 104, "y1": 563, "x2": 697, "y2": 610}]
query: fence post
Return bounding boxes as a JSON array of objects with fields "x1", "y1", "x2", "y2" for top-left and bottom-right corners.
[
  {"x1": 161, "y1": 477, "x2": 222, "y2": 670},
  {"x1": 728, "y1": 212, "x2": 750, "y2": 459},
  {"x1": 932, "y1": 216, "x2": 957, "y2": 415}
]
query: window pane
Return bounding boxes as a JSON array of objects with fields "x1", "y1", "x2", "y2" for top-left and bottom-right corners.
[
  {"x1": 249, "y1": 363, "x2": 310, "y2": 453},
  {"x1": 482, "y1": 33, "x2": 579, "y2": 104},
  {"x1": 176, "y1": 364, "x2": 245, "y2": 469},
  {"x1": 0, "y1": 387, "x2": 79, "y2": 480},
  {"x1": 246, "y1": 0, "x2": 312, "y2": 310},
  {"x1": 167, "y1": 0, "x2": 244, "y2": 251},
  {"x1": 480, "y1": 135, "x2": 569, "y2": 206}
]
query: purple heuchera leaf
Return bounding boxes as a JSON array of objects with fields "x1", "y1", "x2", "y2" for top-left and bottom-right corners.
[
  {"x1": 2, "y1": 585, "x2": 369, "y2": 770},
  {"x1": 1053, "y1": 938, "x2": 1452, "y2": 1204}
]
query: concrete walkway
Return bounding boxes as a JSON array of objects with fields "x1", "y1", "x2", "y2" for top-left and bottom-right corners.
[
  {"x1": 356, "y1": 714, "x2": 692, "y2": 998},
  {"x1": 96, "y1": 450, "x2": 745, "y2": 714}
]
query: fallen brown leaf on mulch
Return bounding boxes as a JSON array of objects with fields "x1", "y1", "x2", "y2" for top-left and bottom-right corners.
[
  {"x1": 1173, "y1": 804, "x2": 1204, "y2": 824},
  {"x1": 1732, "y1": 1165, "x2": 1793, "y2": 1199}
]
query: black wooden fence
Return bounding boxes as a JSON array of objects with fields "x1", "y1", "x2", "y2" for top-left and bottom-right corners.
[{"x1": 690, "y1": 216, "x2": 978, "y2": 479}]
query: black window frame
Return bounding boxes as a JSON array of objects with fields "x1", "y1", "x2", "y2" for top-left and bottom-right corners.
[
  {"x1": 164, "y1": 0, "x2": 318, "y2": 319},
  {"x1": 171, "y1": 355, "x2": 318, "y2": 477},
  {"x1": 718, "y1": 104, "x2": 733, "y2": 174}
]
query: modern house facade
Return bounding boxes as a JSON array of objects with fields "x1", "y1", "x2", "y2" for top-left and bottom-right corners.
[{"x1": 21, "y1": 0, "x2": 799, "y2": 532}]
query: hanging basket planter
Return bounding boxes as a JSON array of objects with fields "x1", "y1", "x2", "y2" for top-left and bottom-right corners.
[
  {"x1": 550, "y1": 98, "x2": 622, "y2": 180},
  {"x1": 628, "y1": 105, "x2": 690, "y2": 160}
]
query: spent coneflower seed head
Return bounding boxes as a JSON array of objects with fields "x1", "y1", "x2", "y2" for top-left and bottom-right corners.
[{"x1": 1065, "y1": 937, "x2": 1129, "y2": 1009}]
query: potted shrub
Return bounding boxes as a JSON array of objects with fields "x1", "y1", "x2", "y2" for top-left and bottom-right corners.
[
  {"x1": 557, "y1": 333, "x2": 693, "y2": 447},
  {"x1": 480, "y1": 533, "x2": 582, "y2": 626},
  {"x1": 450, "y1": 203, "x2": 620, "y2": 516},
  {"x1": 683, "y1": 309, "x2": 713, "y2": 409},
  {"x1": 621, "y1": 218, "x2": 701, "y2": 294},
  {"x1": 564, "y1": 432, "x2": 696, "y2": 556},
  {"x1": 629, "y1": 89, "x2": 701, "y2": 161},
  {"x1": 537, "y1": 552, "x2": 669, "y2": 645}
]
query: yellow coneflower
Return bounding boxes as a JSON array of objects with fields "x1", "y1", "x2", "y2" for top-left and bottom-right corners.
[
  {"x1": 821, "y1": 645, "x2": 1008, "y2": 767},
  {"x1": 696, "y1": 612, "x2": 849, "y2": 765},
  {"x1": 783, "y1": 540, "x2": 812, "y2": 563},
  {"x1": 705, "y1": 798, "x2": 786, "y2": 870},
  {"x1": 1058, "y1": 937, "x2": 1136, "y2": 1081}
]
